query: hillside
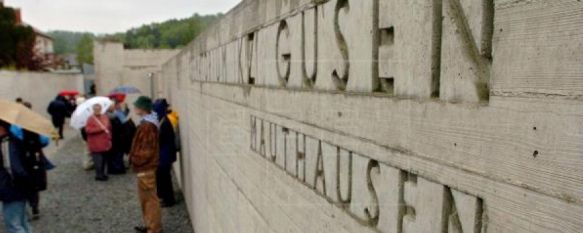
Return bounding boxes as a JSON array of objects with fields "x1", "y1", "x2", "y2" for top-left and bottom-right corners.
[
  {"x1": 47, "y1": 31, "x2": 94, "y2": 55},
  {"x1": 48, "y1": 13, "x2": 221, "y2": 64},
  {"x1": 109, "y1": 13, "x2": 221, "y2": 49}
]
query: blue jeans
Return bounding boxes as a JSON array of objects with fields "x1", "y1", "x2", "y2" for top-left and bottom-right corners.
[{"x1": 2, "y1": 201, "x2": 31, "y2": 233}]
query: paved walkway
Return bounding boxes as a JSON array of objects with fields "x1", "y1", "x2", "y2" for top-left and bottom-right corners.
[{"x1": 3, "y1": 137, "x2": 194, "y2": 233}]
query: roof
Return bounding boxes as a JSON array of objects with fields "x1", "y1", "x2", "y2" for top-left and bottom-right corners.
[{"x1": 32, "y1": 27, "x2": 53, "y2": 40}]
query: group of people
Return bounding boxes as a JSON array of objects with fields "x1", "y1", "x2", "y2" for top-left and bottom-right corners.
[
  {"x1": 83, "y1": 96, "x2": 133, "y2": 179},
  {"x1": 47, "y1": 94, "x2": 84, "y2": 139},
  {"x1": 85, "y1": 96, "x2": 179, "y2": 233},
  {"x1": 0, "y1": 94, "x2": 181, "y2": 233},
  {"x1": 0, "y1": 98, "x2": 54, "y2": 233}
]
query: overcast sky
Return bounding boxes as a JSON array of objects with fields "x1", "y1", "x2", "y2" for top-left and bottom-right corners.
[{"x1": 5, "y1": 0, "x2": 240, "y2": 34}]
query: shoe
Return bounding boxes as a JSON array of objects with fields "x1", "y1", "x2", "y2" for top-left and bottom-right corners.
[
  {"x1": 31, "y1": 209, "x2": 40, "y2": 220},
  {"x1": 95, "y1": 176, "x2": 109, "y2": 181},
  {"x1": 134, "y1": 226, "x2": 148, "y2": 233},
  {"x1": 109, "y1": 170, "x2": 126, "y2": 175},
  {"x1": 161, "y1": 201, "x2": 175, "y2": 208}
]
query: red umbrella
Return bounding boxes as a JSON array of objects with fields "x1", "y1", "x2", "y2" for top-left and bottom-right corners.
[
  {"x1": 59, "y1": 90, "x2": 79, "y2": 97},
  {"x1": 108, "y1": 92, "x2": 126, "y2": 103}
]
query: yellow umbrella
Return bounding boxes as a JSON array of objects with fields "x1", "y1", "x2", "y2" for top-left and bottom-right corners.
[{"x1": 0, "y1": 99, "x2": 54, "y2": 136}]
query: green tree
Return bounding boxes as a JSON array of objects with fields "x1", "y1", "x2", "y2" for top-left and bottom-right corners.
[
  {"x1": 47, "y1": 12, "x2": 222, "y2": 59},
  {"x1": 120, "y1": 13, "x2": 221, "y2": 49},
  {"x1": 76, "y1": 34, "x2": 94, "y2": 64},
  {"x1": 48, "y1": 31, "x2": 94, "y2": 55},
  {"x1": 0, "y1": 4, "x2": 41, "y2": 70}
]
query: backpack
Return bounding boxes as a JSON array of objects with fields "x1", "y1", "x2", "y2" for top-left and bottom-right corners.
[{"x1": 21, "y1": 131, "x2": 47, "y2": 192}]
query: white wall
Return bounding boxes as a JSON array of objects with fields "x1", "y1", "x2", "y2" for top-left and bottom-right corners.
[
  {"x1": 159, "y1": 0, "x2": 583, "y2": 232},
  {"x1": 0, "y1": 71, "x2": 84, "y2": 116},
  {"x1": 93, "y1": 41, "x2": 178, "y2": 98}
]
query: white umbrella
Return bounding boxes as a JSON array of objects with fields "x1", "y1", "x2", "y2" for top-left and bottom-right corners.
[{"x1": 70, "y1": 97, "x2": 113, "y2": 129}]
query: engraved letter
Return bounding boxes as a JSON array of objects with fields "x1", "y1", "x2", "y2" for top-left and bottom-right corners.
[
  {"x1": 313, "y1": 140, "x2": 327, "y2": 196},
  {"x1": 296, "y1": 133, "x2": 306, "y2": 182},
  {"x1": 402, "y1": 173, "x2": 447, "y2": 232},
  {"x1": 259, "y1": 119, "x2": 266, "y2": 157},
  {"x1": 276, "y1": 20, "x2": 291, "y2": 87},
  {"x1": 302, "y1": 9, "x2": 318, "y2": 88},
  {"x1": 269, "y1": 123, "x2": 277, "y2": 162},
  {"x1": 282, "y1": 127, "x2": 290, "y2": 170},
  {"x1": 245, "y1": 32, "x2": 256, "y2": 84},
  {"x1": 336, "y1": 148, "x2": 352, "y2": 207},
  {"x1": 364, "y1": 160, "x2": 380, "y2": 226},
  {"x1": 439, "y1": 0, "x2": 494, "y2": 102},
  {"x1": 442, "y1": 187, "x2": 485, "y2": 233},
  {"x1": 250, "y1": 116, "x2": 257, "y2": 151},
  {"x1": 332, "y1": 0, "x2": 350, "y2": 91}
]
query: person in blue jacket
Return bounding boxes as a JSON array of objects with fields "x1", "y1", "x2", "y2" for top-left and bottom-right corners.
[
  {"x1": 9, "y1": 125, "x2": 53, "y2": 220},
  {"x1": 153, "y1": 99, "x2": 177, "y2": 207},
  {"x1": 20, "y1": 101, "x2": 54, "y2": 219},
  {"x1": 0, "y1": 120, "x2": 37, "y2": 233}
]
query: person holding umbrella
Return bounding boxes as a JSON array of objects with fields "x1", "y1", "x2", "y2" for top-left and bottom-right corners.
[
  {"x1": 47, "y1": 95, "x2": 68, "y2": 139},
  {"x1": 0, "y1": 120, "x2": 35, "y2": 233},
  {"x1": 0, "y1": 100, "x2": 55, "y2": 233},
  {"x1": 70, "y1": 97, "x2": 114, "y2": 172},
  {"x1": 18, "y1": 102, "x2": 54, "y2": 220},
  {"x1": 85, "y1": 104, "x2": 112, "y2": 181}
]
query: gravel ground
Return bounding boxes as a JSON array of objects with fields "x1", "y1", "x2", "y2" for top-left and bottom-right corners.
[{"x1": 1, "y1": 137, "x2": 194, "y2": 233}]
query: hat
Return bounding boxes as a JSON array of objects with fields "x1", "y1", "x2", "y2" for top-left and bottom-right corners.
[
  {"x1": 155, "y1": 98, "x2": 169, "y2": 109},
  {"x1": 134, "y1": 96, "x2": 153, "y2": 112},
  {"x1": 153, "y1": 100, "x2": 169, "y2": 121}
]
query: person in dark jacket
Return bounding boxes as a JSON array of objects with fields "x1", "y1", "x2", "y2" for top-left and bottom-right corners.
[
  {"x1": 0, "y1": 120, "x2": 35, "y2": 233},
  {"x1": 65, "y1": 96, "x2": 76, "y2": 118},
  {"x1": 10, "y1": 125, "x2": 51, "y2": 221},
  {"x1": 15, "y1": 102, "x2": 53, "y2": 220},
  {"x1": 111, "y1": 97, "x2": 135, "y2": 156},
  {"x1": 47, "y1": 95, "x2": 68, "y2": 139},
  {"x1": 106, "y1": 104, "x2": 126, "y2": 174},
  {"x1": 153, "y1": 99, "x2": 177, "y2": 207}
]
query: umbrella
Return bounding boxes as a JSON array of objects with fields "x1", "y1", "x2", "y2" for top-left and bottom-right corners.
[
  {"x1": 70, "y1": 97, "x2": 113, "y2": 129},
  {"x1": 110, "y1": 86, "x2": 141, "y2": 95},
  {"x1": 108, "y1": 92, "x2": 127, "y2": 103},
  {"x1": 59, "y1": 90, "x2": 80, "y2": 97},
  {"x1": 0, "y1": 99, "x2": 54, "y2": 136}
]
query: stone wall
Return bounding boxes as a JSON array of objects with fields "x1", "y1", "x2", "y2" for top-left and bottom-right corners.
[
  {"x1": 160, "y1": 0, "x2": 583, "y2": 232},
  {"x1": 93, "y1": 41, "x2": 179, "y2": 98},
  {"x1": 0, "y1": 71, "x2": 84, "y2": 117}
]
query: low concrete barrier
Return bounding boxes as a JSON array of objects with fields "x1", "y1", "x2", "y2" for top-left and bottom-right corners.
[{"x1": 0, "y1": 71, "x2": 84, "y2": 117}]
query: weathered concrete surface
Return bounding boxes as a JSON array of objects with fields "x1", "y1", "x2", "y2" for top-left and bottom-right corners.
[
  {"x1": 93, "y1": 41, "x2": 178, "y2": 100},
  {"x1": 0, "y1": 136, "x2": 194, "y2": 233},
  {"x1": 0, "y1": 71, "x2": 84, "y2": 117},
  {"x1": 156, "y1": 0, "x2": 583, "y2": 232}
]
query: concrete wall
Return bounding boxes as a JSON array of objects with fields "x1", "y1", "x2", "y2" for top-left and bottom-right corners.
[
  {"x1": 0, "y1": 71, "x2": 84, "y2": 117},
  {"x1": 93, "y1": 41, "x2": 179, "y2": 99},
  {"x1": 160, "y1": 0, "x2": 583, "y2": 232}
]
